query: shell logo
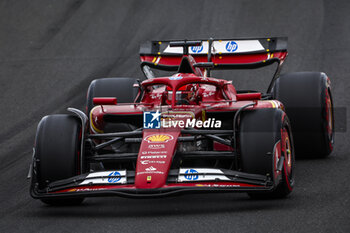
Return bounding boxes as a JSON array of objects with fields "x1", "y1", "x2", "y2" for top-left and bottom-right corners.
[{"x1": 144, "y1": 134, "x2": 174, "y2": 143}]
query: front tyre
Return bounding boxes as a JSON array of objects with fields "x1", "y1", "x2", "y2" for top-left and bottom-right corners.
[
  {"x1": 239, "y1": 108, "x2": 295, "y2": 199},
  {"x1": 32, "y1": 114, "x2": 84, "y2": 205}
]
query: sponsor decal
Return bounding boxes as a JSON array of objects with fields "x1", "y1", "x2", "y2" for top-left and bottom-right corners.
[
  {"x1": 184, "y1": 169, "x2": 199, "y2": 181},
  {"x1": 107, "y1": 171, "x2": 121, "y2": 183},
  {"x1": 203, "y1": 92, "x2": 215, "y2": 97},
  {"x1": 141, "y1": 151, "x2": 167, "y2": 155},
  {"x1": 143, "y1": 111, "x2": 161, "y2": 129},
  {"x1": 150, "y1": 93, "x2": 162, "y2": 99},
  {"x1": 191, "y1": 45, "x2": 203, "y2": 53},
  {"x1": 164, "y1": 40, "x2": 263, "y2": 54},
  {"x1": 148, "y1": 144, "x2": 165, "y2": 149},
  {"x1": 138, "y1": 171, "x2": 164, "y2": 175},
  {"x1": 178, "y1": 168, "x2": 231, "y2": 182},
  {"x1": 225, "y1": 41, "x2": 238, "y2": 52},
  {"x1": 68, "y1": 187, "x2": 108, "y2": 192},
  {"x1": 140, "y1": 155, "x2": 167, "y2": 159},
  {"x1": 195, "y1": 184, "x2": 241, "y2": 188},
  {"x1": 141, "y1": 160, "x2": 166, "y2": 165},
  {"x1": 79, "y1": 170, "x2": 127, "y2": 185},
  {"x1": 144, "y1": 134, "x2": 174, "y2": 143},
  {"x1": 169, "y1": 76, "x2": 183, "y2": 80},
  {"x1": 161, "y1": 111, "x2": 195, "y2": 120},
  {"x1": 145, "y1": 166, "x2": 157, "y2": 171}
]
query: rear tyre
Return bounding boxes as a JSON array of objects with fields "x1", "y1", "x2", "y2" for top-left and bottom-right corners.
[
  {"x1": 271, "y1": 72, "x2": 334, "y2": 158},
  {"x1": 86, "y1": 77, "x2": 138, "y2": 114},
  {"x1": 34, "y1": 114, "x2": 84, "y2": 205},
  {"x1": 239, "y1": 108, "x2": 295, "y2": 199}
]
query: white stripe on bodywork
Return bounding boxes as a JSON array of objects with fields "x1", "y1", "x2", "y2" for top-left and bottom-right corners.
[
  {"x1": 80, "y1": 170, "x2": 127, "y2": 185},
  {"x1": 178, "y1": 168, "x2": 231, "y2": 182},
  {"x1": 154, "y1": 56, "x2": 161, "y2": 64},
  {"x1": 178, "y1": 175, "x2": 230, "y2": 182},
  {"x1": 213, "y1": 40, "x2": 264, "y2": 53},
  {"x1": 162, "y1": 40, "x2": 264, "y2": 54},
  {"x1": 179, "y1": 168, "x2": 225, "y2": 174},
  {"x1": 163, "y1": 46, "x2": 183, "y2": 54}
]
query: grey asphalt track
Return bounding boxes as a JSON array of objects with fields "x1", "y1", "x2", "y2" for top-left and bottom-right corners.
[{"x1": 0, "y1": 0, "x2": 349, "y2": 232}]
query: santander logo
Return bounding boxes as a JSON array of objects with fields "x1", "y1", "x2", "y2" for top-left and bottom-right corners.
[{"x1": 145, "y1": 166, "x2": 157, "y2": 171}]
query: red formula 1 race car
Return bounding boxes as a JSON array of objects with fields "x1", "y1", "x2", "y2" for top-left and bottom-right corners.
[{"x1": 29, "y1": 38, "x2": 334, "y2": 205}]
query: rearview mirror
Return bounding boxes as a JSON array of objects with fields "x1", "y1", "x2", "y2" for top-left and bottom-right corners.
[{"x1": 93, "y1": 97, "x2": 117, "y2": 105}]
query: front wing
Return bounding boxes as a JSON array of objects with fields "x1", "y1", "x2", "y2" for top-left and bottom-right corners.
[{"x1": 30, "y1": 168, "x2": 274, "y2": 199}]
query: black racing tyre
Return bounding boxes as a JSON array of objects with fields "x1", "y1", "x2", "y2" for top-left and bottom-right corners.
[
  {"x1": 271, "y1": 72, "x2": 334, "y2": 158},
  {"x1": 86, "y1": 77, "x2": 138, "y2": 114},
  {"x1": 239, "y1": 108, "x2": 295, "y2": 199},
  {"x1": 34, "y1": 114, "x2": 84, "y2": 205}
]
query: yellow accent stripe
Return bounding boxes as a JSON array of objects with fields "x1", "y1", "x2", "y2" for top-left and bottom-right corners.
[
  {"x1": 90, "y1": 107, "x2": 104, "y2": 133},
  {"x1": 269, "y1": 101, "x2": 276, "y2": 108},
  {"x1": 152, "y1": 57, "x2": 156, "y2": 63},
  {"x1": 202, "y1": 110, "x2": 206, "y2": 121}
]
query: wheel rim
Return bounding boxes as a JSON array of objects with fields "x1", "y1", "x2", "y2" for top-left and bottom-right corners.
[
  {"x1": 283, "y1": 131, "x2": 292, "y2": 176},
  {"x1": 325, "y1": 88, "x2": 334, "y2": 143},
  {"x1": 282, "y1": 125, "x2": 294, "y2": 190}
]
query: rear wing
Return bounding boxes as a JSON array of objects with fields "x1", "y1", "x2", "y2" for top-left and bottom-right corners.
[
  {"x1": 139, "y1": 37, "x2": 288, "y2": 70},
  {"x1": 139, "y1": 37, "x2": 288, "y2": 92}
]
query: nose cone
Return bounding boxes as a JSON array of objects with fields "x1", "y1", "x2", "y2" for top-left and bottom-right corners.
[{"x1": 134, "y1": 129, "x2": 180, "y2": 189}]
